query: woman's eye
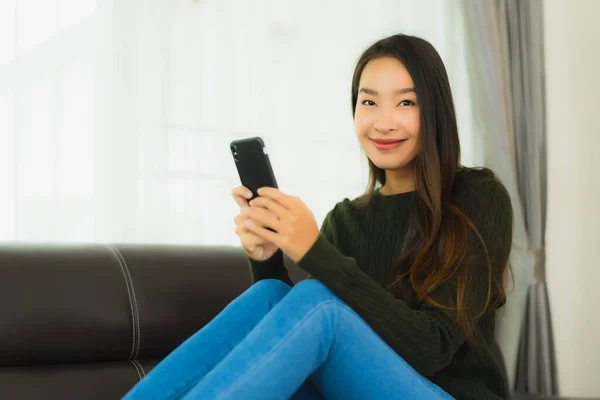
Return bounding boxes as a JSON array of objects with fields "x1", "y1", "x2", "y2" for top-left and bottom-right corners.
[
  {"x1": 398, "y1": 100, "x2": 415, "y2": 107},
  {"x1": 361, "y1": 100, "x2": 376, "y2": 106}
]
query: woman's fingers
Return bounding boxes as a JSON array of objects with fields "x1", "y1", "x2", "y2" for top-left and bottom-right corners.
[
  {"x1": 233, "y1": 207, "x2": 282, "y2": 231},
  {"x1": 247, "y1": 207, "x2": 282, "y2": 231},
  {"x1": 256, "y1": 187, "x2": 297, "y2": 209},
  {"x1": 233, "y1": 212, "x2": 247, "y2": 226},
  {"x1": 235, "y1": 225, "x2": 267, "y2": 249},
  {"x1": 232, "y1": 186, "x2": 283, "y2": 261},
  {"x1": 248, "y1": 196, "x2": 288, "y2": 220},
  {"x1": 231, "y1": 185, "x2": 253, "y2": 209},
  {"x1": 242, "y1": 206, "x2": 282, "y2": 232},
  {"x1": 244, "y1": 221, "x2": 281, "y2": 248}
]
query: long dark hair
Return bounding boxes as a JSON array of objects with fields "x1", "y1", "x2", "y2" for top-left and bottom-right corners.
[{"x1": 351, "y1": 34, "x2": 505, "y2": 344}]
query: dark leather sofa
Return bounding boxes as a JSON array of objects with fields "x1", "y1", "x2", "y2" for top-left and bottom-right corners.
[
  {"x1": 0, "y1": 244, "x2": 308, "y2": 399},
  {"x1": 0, "y1": 243, "x2": 587, "y2": 399}
]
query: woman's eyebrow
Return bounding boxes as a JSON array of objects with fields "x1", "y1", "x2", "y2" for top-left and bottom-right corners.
[{"x1": 358, "y1": 87, "x2": 416, "y2": 96}]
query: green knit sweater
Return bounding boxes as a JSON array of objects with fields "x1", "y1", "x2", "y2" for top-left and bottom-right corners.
[{"x1": 249, "y1": 168, "x2": 513, "y2": 400}]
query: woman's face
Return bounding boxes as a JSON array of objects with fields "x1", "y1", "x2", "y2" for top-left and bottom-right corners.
[{"x1": 354, "y1": 57, "x2": 421, "y2": 173}]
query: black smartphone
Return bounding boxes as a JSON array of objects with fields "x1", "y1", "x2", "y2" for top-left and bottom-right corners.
[{"x1": 230, "y1": 137, "x2": 278, "y2": 200}]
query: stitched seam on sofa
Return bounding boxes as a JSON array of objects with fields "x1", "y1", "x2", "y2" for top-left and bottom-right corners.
[
  {"x1": 132, "y1": 359, "x2": 146, "y2": 378},
  {"x1": 129, "y1": 360, "x2": 143, "y2": 381},
  {"x1": 111, "y1": 245, "x2": 141, "y2": 359},
  {"x1": 108, "y1": 244, "x2": 137, "y2": 360}
]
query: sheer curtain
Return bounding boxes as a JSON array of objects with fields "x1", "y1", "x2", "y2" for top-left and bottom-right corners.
[{"x1": 0, "y1": 0, "x2": 477, "y2": 245}]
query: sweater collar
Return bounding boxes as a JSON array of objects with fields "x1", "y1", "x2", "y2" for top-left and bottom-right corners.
[{"x1": 373, "y1": 189, "x2": 417, "y2": 209}]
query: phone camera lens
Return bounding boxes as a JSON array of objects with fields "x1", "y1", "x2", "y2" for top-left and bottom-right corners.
[{"x1": 231, "y1": 145, "x2": 240, "y2": 162}]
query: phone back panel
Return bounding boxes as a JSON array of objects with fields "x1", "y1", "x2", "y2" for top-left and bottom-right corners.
[{"x1": 230, "y1": 137, "x2": 278, "y2": 199}]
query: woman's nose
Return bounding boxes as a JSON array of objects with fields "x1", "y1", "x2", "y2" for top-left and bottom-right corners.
[{"x1": 373, "y1": 110, "x2": 397, "y2": 133}]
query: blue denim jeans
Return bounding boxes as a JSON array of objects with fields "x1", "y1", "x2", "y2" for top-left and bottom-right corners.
[{"x1": 123, "y1": 279, "x2": 454, "y2": 400}]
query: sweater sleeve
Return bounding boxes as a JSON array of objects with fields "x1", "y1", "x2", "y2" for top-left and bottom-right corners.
[
  {"x1": 248, "y1": 250, "x2": 293, "y2": 286},
  {"x1": 297, "y1": 177, "x2": 513, "y2": 377}
]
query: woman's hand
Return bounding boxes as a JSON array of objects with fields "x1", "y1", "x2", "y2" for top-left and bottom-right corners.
[
  {"x1": 243, "y1": 187, "x2": 320, "y2": 263},
  {"x1": 232, "y1": 186, "x2": 279, "y2": 261}
]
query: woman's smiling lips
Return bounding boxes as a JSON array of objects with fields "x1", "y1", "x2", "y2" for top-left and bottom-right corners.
[{"x1": 370, "y1": 138, "x2": 407, "y2": 151}]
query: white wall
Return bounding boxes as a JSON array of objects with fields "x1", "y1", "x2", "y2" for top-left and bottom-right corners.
[{"x1": 544, "y1": 0, "x2": 600, "y2": 397}]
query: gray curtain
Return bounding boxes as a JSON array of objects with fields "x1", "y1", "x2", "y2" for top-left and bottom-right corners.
[{"x1": 462, "y1": 0, "x2": 557, "y2": 396}]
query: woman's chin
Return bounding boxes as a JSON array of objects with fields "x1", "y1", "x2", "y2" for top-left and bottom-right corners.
[
  {"x1": 366, "y1": 149, "x2": 414, "y2": 169},
  {"x1": 370, "y1": 158, "x2": 412, "y2": 172}
]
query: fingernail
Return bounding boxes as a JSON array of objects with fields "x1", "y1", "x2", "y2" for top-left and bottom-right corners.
[
  {"x1": 244, "y1": 219, "x2": 253, "y2": 227},
  {"x1": 245, "y1": 191, "x2": 253, "y2": 199},
  {"x1": 241, "y1": 207, "x2": 249, "y2": 214}
]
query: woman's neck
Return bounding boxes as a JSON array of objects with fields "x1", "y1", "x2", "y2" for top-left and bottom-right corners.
[{"x1": 380, "y1": 168, "x2": 415, "y2": 195}]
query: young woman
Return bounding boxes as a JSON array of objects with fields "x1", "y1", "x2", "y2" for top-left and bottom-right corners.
[{"x1": 123, "y1": 34, "x2": 513, "y2": 400}]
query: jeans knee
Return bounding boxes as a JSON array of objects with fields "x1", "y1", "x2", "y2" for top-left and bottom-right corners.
[
  {"x1": 248, "y1": 278, "x2": 291, "y2": 303},
  {"x1": 290, "y1": 279, "x2": 338, "y2": 303}
]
